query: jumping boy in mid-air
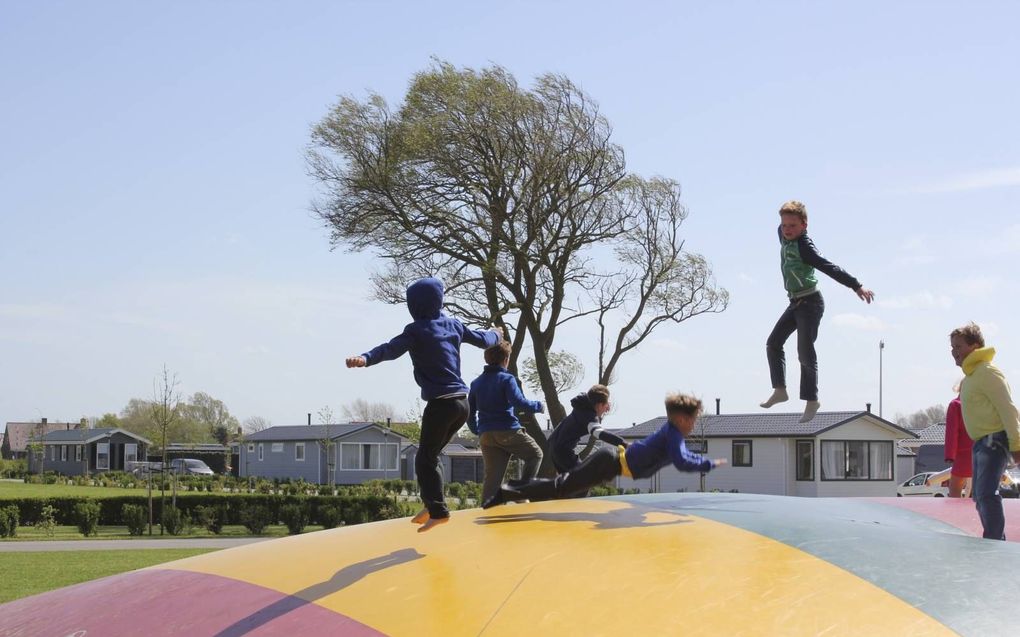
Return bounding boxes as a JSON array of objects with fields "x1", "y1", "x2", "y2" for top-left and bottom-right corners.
[
  {"x1": 483, "y1": 392, "x2": 726, "y2": 507},
  {"x1": 346, "y1": 277, "x2": 498, "y2": 532},
  {"x1": 760, "y1": 200, "x2": 875, "y2": 423}
]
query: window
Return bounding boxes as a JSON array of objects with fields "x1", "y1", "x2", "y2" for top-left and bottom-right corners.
[
  {"x1": 295, "y1": 442, "x2": 305, "y2": 461},
  {"x1": 75, "y1": 445, "x2": 82, "y2": 462},
  {"x1": 97, "y1": 443, "x2": 110, "y2": 470},
  {"x1": 795, "y1": 440, "x2": 814, "y2": 480},
  {"x1": 247, "y1": 443, "x2": 255, "y2": 453},
  {"x1": 820, "y1": 440, "x2": 894, "y2": 480},
  {"x1": 60, "y1": 445, "x2": 67, "y2": 462},
  {"x1": 271, "y1": 443, "x2": 284, "y2": 453},
  {"x1": 50, "y1": 446, "x2": 56, "y2": 461},
  {"x1": 340, "y1": 443, "x2": 400, "y2": 470},
  {"x1": 124, "y1": 444, "x2": 137, "y2": 464},
  {"x1": 732, "y1": 440, "x2": 752, "y2": 467},
  {"x1": 686, "y1": 439, "x2": 707, "y2": 454},
  {"x1": 257, "y1": 444, "x2": 264, "y2": 461}
]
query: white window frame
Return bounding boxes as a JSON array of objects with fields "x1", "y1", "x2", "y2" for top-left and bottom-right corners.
[
  {"x1": 247, "y1": 443, "x2": 255, "y2": 453},
  {"x1": 258, "y1": 443, "x2": 264, "y2": 461},
  {"x1": 295, "y1": 442, "x2": 305, "y2": 461},
  {"x1": 50, "y1": 445, "x2": 56, "y2": 461},
  {"x1": 124, "y1": 443, "x2": 138, "y2": 464},
  {"x1": 820, "y1": 440, "x2": 893, "y2": 481},
  {"x1": 60, "y1": 445, "x2": 67, "y2": 462},
  {"x1": 75, "y1": 445, "x2": 82, "y2": 462},
  {"x1": 340, "y1": 442, "x2": 400, "y2": 471},
  {"x1": 96, "y1": 442, "x2": 110, "y2": 470},
  {"x1": 271, "y1": 442, "x2": 284, "y2": 453}
]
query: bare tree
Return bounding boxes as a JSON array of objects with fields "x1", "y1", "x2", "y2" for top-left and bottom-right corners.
[
  {"x1": 150, "y1": 365, "x2": 181, "y2": 535},
  {"x1": 309, "y1": 61, "x2": 728, "y2": 475},
  {"x1": 895, "y1": 404, "x2": 947, "y2": 430},
  {"x1": 341, "y1": 399, "x2": 397, "y2": 424},
  {"x1": 242, "y1": 416, "x2": 272, "y2": 434}
]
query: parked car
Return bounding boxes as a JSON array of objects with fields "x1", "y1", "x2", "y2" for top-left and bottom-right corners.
[
  {"x1": 897, "y1": 472, "x2": 949, "y2": 497},
  {"x1": 169, "y1": 458, "x2": 215, "y2": 476},
  {"x1": 902, "y1": 466, "x2": 1020, "y2": 498},
  {"x1": 999, "y1": 466, "x2": 1020, "y2": 498}
]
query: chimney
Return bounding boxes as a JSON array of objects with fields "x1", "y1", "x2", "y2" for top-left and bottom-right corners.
[
  {"x1": 41, "y1": 417, "x2": 47, "y2": 424},
  {"x1": 715, "y1": 398, "x2": 721, "y2": 415},
  {"x1": 866, "y1": 403, "x2": 872, "y2": 413},
  {"x1": 307, "y1": 413, "x2": 312, "y2": 426}
]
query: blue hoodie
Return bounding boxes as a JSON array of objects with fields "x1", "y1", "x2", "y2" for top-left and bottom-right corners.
[
  {"x1": 361, "y1": 278, "x2": 499, "y2": 400},
  {"x1": 467, "y1": 364, "x2": 543, "y2": 435},
  {"x1": 623, "y1": 421, "x2": 713, "y2": 479}
]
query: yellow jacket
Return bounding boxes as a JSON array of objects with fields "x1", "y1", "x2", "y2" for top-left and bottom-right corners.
[{"x1": 960, "y1": 347, "x2": 1020, "y2": 452}]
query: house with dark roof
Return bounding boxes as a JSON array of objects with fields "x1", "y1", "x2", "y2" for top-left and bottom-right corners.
[
  {"x1": 611, "y1": 410, "x2": 918, "y2": 497},
  {"x1": 898, "y1": 422, "x2": 950, "y2": 475},
  {"x1": 27, "y1": 428, "x2": 151, "y2": 476},
  {"x1": 239, "y1": 423, "x2": 411, "y2": 485},
  {"x1": 2, "y1": 419, "x2": 83, "y2": 460}
]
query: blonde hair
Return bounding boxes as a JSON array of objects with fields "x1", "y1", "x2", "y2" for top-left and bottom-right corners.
[
  {"x1": 950, "y1": 322, "x2": 984, "y2": 347},
  {"x1": 665, "y1": 392, "x2": 703, "y2": 418},
  {"x1": 779, "y1": 200, "x2": 808, "y2": 223}
]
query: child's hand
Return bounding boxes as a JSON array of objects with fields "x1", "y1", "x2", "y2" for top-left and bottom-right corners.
[
  {"x1": 712, "y1": 458, "x2": 728, "y2": 468},
  {"x1": 536, "y1": 401, "x2": 544, "y2": 414},
  {"x1": 346, "y1": 356, "x2": 367, "y2": 368},
  {"x1": 855, "y1": 287, "x2": 875, "y2": 304}
]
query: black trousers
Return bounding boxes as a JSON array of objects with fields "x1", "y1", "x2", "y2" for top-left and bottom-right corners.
[
  {"x1": 416, "y1": 396, "x2": 470, "y2": 519},
  {"x1": 766, "y1": 292, "x2": 825, "y2": 401},
  {"x1": 510, "y1": 445, "x2": 622, "y2": 502}
]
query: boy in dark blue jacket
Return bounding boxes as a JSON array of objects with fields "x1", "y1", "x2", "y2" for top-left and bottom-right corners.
[
  {"x1": 485, "y1": 393, "x2": 726, "y2": 506},
  {"x1": 346, "y1": 277, "x2": 498, "y2": 532},
  {"x1": 468, "y1": 341, "x2": 545, "y2": 505},
  {"x1": 547, "y1": 385, "x2": 613, "y2": 473}
]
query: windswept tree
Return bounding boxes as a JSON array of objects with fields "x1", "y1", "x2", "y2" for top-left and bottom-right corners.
[
  {"x1": 309, "y1": 61, "x2": 728, "y2": 473},
  {"x1": 186, "y1": 392, "x2": 240, "y2": 445},
  {"x1": 242, "y1": 416, "x2": 272, "y2": 434}
]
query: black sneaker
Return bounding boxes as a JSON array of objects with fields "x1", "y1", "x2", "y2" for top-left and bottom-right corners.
[{"x1": 481, "y1": 490, "x2": 505, "y2": 510}]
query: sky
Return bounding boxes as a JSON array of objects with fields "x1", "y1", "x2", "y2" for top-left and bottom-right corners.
[{"x1": 2, "y1": 1, "x2": 1019, "y2": 434}]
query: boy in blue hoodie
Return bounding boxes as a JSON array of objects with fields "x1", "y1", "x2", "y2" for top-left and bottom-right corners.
[
  {"x1": 484, "y1": 393, "x2": 726, "y2": 506},
  {"x1": 346, "y1": 277, "x2": 499, "y2": 532},
  {"x1": 467, "y1": 341, "x2": 545, "y2": 505}
]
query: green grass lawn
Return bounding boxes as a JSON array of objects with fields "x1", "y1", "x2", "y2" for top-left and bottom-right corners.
[
  {"x1": 0, "y1": 549, "x2": 216, "y2": 603},
  {"x1": 0, "y1": 480, "x2": 233, "y2": 499},
  {"x1": 4, "y1": 524, "x2": 324, "y2": 541}
]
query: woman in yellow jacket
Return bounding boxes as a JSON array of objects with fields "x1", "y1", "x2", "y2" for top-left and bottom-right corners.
[{"x1": 950, "y1": 322, "x2": 1020, "y2": 540}]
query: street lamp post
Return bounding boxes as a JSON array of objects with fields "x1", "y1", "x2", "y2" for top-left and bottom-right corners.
[{"x1": 879, "y1": 340, "x2": 885, "y2": 417}]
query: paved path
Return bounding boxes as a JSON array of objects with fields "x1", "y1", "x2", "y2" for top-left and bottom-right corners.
[{"x1": 0, "y1": 537, "x2": 272, "y2": 552}]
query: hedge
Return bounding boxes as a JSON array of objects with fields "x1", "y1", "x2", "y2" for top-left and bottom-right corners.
[{"x1": 3, "y1": 493, "x2": 405, "y2": 528}]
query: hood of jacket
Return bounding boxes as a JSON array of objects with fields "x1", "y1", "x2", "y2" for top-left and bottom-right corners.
[
  {"x1": 406, "y1": 277, "x2": 444, "y2": 321},
  {"x1": 962, "y1": 346, "x2": 996, "y2": 376}
]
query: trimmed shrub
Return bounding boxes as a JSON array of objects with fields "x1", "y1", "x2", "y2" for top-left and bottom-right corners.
[
  {"x1": 74, "y1": 501, "x2": 101, "y2": 537},
  {"x1": 280, "y1": 504, "x2": 308, "y2": 535},
  {"x1": 0, "y1": 505, "x2": 19, "y2": 538},
  {"x1": 122, "y1": 504, "x2": 146, "y2": 536},
  {"x1": 36, "y1": 504, "x2": 56, "y2": 536},
  {"x1": 317, "y1": 505, "x2": 341, "y2": 529},
  {"x1": 162, "y1": 506, "x2": 187, "y2": 536},
  {"x1": 194, "y1": 504, "x2": 228, "y2": 535},
  {"x1": 241, "y1": 505, "x2": 272, "y2": 534}
]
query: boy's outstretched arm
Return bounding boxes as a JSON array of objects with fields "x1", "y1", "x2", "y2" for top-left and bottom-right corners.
[
  {"x1": 587, "y1": 422, "x2": 626, "y2": 447},
  {"x1": 461, "y1": 325, "x2": 501, "y2": 350},
  {"x1": 346, "y1": 356, "x2": 366, "y2": 368},
  {"x1": 797, "y1": 235, "x2": 875, "y2": 303},
  {"x1": 356, "y1": 331, "x2": 414, "y2": 367}
]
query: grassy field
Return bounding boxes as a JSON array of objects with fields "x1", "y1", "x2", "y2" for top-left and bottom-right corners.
[
  {"x1": 0, "y1": 549, "x2": 216, "y2": 603},
  {"x1": 0, "y1": 480, "x2": 171, "y2": 499}
]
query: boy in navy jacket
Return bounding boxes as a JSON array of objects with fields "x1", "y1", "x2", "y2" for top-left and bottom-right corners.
[
  {"x1": 547, "y1": 384, "x2": 613, "y2": 473},
  {"x1": 468, "y1": 341, "x2": 545, "y2": 505},
  {"x1": 347, "y1": 277, "x2": 498, "y2": 532},
  {"x1": 485, "y1": 393, "x2": 726, "y2": 506}
]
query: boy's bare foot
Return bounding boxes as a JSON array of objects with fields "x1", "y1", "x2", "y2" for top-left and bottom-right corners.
[
  {"x1": 760, "y1": 388, "x2": 789, "y2": 408},
  {"x1": 416, "y1": 516, "x2": 449, "y2": 533},
  {"x1": 411, "y1": 509, "x2": 429, "y2": 524},
  {"x1": 800, "y1": 400, "x2": 820, "y2": 423}
]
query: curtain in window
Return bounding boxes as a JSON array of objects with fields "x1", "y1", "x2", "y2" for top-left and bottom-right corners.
[
  {"x1": 821, "y1": 441, "x2": 843, "y2": 479},
  {"x1": 341, "y1": 444, "x2": 360, "y2": 469},
  {"x1": 846, "y1": 441, "x2": 867, "y2": 478},
  {"x1": 869, "y1": 442, "x2": 892, "y2": 479},
  {"x1": 796, "y1": 441, "x2": 813, "y2": 480},
  {"x1": 97, "y1": 443, "x2": 110, "y2": 470},
  {"x1": 363, "y1": 444, "x2": 381, "y2": 470},
  {"x1": 383, "y1": 444, "x2": 398, "y2": 471}
]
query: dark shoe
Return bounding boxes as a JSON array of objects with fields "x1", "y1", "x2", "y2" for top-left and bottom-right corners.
[{"x1": 481, "y1": 490, "x2": 505, "y2": 510}]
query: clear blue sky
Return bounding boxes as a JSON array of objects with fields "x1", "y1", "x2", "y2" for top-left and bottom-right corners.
[{"x1": 3, "y1": 1, "x2": 1019, "y2": 432}]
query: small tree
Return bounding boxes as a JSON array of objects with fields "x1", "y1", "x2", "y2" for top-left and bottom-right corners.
[
  {"x1": 151, "y1": 365, "x2": 182, "y2": 535},
  {"x1": 317, "y1": 406, "x2": 337, "y2": 490}
]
